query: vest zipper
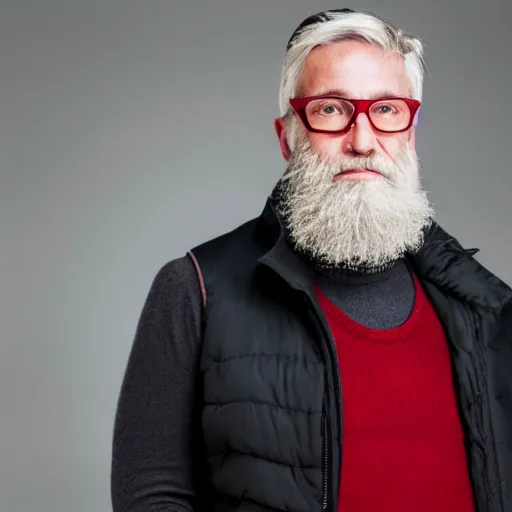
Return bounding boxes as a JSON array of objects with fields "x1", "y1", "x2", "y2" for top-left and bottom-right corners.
[
  {"x1": 469, "y1": 308, "x2": 495, "y2": 510},
  {"x1": 321, "y1": 404, "x2": 330, "y2": 511},
  {"x1": 260, "y1": 267, "x2": 342, "y2": 512},
  {"x1": 305, "y1": 293, "x2": 342, "y2": 512}
]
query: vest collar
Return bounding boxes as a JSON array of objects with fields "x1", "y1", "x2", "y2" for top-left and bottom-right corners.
[
  {"x1": 256, "y1": 198, "x2": 314, "y2": 294},
  {"x1": 411, "y1": 223, "x2": 511, "y2": 310},
  {"x1": 255, "y1": 196, "x2": 511, "y2": 311}
]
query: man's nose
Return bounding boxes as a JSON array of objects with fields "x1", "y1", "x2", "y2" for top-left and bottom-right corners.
[{"x1": 345, "y1": 113, "x2": 377, "y2": 155}]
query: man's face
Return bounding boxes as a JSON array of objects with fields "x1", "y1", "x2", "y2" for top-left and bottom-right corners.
[
  {"x1": 278, "y1": 39, "x2": 416, "y2": 174},
  {"x1": 273, "y1": 39, "x2": 433, "y2": 272}
]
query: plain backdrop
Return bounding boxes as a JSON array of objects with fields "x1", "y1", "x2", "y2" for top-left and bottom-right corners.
[{"x1": 0, "y1": 1, "x2": 510, "y2": 511}]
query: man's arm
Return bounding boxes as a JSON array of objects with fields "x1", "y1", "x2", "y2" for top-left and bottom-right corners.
[{"x1": 111, "y1": 256, "x2": 204, "y2": 511}]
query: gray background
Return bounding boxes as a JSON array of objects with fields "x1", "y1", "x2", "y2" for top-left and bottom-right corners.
[{"x1": 1, "y1": 1, "x2": 510, "y2": 511}]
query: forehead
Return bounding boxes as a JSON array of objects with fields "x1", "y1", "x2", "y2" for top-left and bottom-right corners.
[{"x1": 297, "y1": 40, "x2": 411, "y2": 98}]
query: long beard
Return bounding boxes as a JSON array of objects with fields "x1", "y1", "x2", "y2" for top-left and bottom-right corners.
[{"x1": 273, "y1": 137, "x2": 435, "y2": 273}]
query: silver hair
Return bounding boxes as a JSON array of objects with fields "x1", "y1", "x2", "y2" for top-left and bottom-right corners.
[{"x1": 278, "y1": 11, "x2": 427, "y2": 147}]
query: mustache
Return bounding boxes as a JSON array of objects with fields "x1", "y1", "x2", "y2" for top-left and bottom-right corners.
[
  {"x1": 282, "y1": 151, "x2": 396, "y2": 182},
  {"x1": 336, "y1": 155, "x2": 392, "y2": 177}
]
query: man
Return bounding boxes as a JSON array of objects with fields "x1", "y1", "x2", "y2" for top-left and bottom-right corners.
[{"x1": 111, "y1": 8, "x2": 512, "y2": 512}]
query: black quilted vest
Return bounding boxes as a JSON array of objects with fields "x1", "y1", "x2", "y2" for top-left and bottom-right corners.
[{"x1": 190, "y1": 198, "x2": 512, "y2": 512}]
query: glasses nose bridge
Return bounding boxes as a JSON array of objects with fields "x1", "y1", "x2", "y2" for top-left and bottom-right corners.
[
  {"x1": 349, "y1": 99, "x2": 374, "y2": 130},
  {"x1": 351, "y1": 98, "x2": 373, "y2": 119}
]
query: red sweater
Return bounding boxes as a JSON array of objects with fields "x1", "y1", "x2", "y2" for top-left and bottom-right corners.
[{"x1": 315, "y1": 272, "x2": 475, "y2": 512}]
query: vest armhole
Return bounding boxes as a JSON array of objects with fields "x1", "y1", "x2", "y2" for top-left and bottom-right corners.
[{"x1": 187, "y1": 250, "x2": 207, "y2": 308}]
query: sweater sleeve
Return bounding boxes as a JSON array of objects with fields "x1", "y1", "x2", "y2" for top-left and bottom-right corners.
[{"x1": 111, "y1": 255, "x2": 206, "y2": 511}]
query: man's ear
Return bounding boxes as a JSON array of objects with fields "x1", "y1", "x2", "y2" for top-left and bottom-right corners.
[{"x1": 274, "y1": 117, "x2": 291, "y2": 161}]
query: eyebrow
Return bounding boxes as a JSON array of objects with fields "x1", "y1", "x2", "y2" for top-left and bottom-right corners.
[{"x1": 310, "y1": 89, "x2": 410, "y2": 99}]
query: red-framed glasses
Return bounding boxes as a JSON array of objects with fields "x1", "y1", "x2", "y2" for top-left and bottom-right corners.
[{"x1": 289, "y1": 95, "x2": 421, "y2": 134}]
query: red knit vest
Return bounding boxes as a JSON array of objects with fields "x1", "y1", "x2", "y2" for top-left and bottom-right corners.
[{"x1": 315, "y1": 272, "x2": 475, "y2": 512}]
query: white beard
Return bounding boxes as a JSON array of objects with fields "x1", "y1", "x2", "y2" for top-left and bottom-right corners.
[{"x1": 274, "y1": 137, "x2": 435, "y2": 273}]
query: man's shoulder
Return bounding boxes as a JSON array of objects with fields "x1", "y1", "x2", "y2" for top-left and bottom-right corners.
[
  {"x1": 149, "y1": 255, "x2": 202, "y2": 303},
  {"x1": 417, "y1": 222, "x2": 512, "y2": 312},
  {"x1": 153, "y1": 215, "x2": 259, "y2": 278},
  {"x1": 183, "y1": 210, "x2": 277, "y2": 293}
]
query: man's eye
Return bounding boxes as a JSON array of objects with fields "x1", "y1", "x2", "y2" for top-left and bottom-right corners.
[
  {"x1": 376, "y1": 105, "x2": 395, "y2": 114},
  {"x1": 321, "y1": 105, "x2": 339, "y2": 114}
]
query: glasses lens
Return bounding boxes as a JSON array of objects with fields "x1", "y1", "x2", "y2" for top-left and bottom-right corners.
[
  {"x1": 305, "y1": 98, "x2": 354, "y2": 131},
  {"x1": 369, "y1": 99, "x2": 411, "y2": 131}
]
